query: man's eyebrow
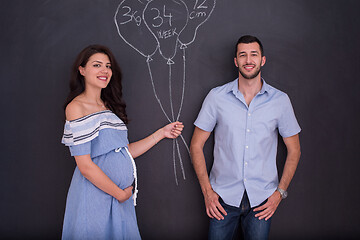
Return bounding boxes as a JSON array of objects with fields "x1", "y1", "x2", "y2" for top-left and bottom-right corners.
[{"x1": 239, "y1": 50, "x2": 259, "y2": 53}]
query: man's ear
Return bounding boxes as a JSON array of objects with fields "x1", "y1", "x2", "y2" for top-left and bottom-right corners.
[
  {"x1": 261, "y1": 56, "x2": 266, "y2": 67},
  {"x1": 234, "y1": 58, "x2": 239, "y2": 67}
]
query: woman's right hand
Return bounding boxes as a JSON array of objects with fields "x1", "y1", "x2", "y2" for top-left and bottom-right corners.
[
  {"x1": 118, "y1": 186, "x2": 133, "y2": 202},
  {"x1": 161, "y1": 121, "x2": 184, "y2": 139}
]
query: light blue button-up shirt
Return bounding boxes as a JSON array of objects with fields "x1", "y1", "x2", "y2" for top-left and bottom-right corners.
[{"x1": 194, "y1": 78, "x2": 301, "y2": 208}]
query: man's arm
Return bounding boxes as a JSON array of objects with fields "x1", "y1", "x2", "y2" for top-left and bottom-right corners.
[
  {"x1": 254, "y1": 134, "x2": 301, "y2": 220},
  {"x1": 190, "y1": 127, "x2": 227, "y2": 220},
  {"x1": 278, "y1": 134, "x2": 301, "y2": 191}
]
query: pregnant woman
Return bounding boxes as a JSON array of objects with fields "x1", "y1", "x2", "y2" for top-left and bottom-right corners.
[{"x1": 61, "y1": 45, "x2": 183, "y2": 239}]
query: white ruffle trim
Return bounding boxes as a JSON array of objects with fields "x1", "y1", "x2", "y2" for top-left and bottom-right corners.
[{"x1": 62, "y1": 110, "x2": 127, "y2": 146}]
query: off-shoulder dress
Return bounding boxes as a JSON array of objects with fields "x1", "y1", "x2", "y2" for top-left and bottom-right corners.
[{"x1": 61, "y1": 110, "x2": 141, "y2": 240}]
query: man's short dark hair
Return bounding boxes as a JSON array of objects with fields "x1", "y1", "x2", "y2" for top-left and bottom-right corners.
[{"x1": 234, "y1": 35, "x2": 264, "y2": 57}]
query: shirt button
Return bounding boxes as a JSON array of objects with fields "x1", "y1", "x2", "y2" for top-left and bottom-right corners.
[
  {"x1": 245, "y1": 146, "x2": 249, "y2": 149},
  {"x1": 245, "y1": 162, "x2": 248, "y2": 166},
  {"x1": 244, "y1": 178, "x2": 247, "y2": 182},
  {"x1": 247, "y1": 129, "x2": 250, "y2": 132},
  {"x1": 248, "y1": 113, "x2": 251, "y2": 116}
]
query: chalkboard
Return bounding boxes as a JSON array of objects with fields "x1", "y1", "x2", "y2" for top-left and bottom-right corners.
[{"x1": 0, "y1": 0, "x2": 359, "y2": 239}]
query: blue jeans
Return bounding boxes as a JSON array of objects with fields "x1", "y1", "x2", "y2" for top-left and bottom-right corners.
[{"x1": 208, "y1": 191, "x2": 271, "y2": 240}]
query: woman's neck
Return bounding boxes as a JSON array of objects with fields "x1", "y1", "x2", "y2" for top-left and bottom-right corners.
[{"x1": 81, "y1": 86, "x2": 103, "y2": 106}]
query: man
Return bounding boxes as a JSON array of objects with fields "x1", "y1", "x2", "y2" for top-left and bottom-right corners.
[{"x1": 190, "y1": 35, "x2": 301, "y2": 240}]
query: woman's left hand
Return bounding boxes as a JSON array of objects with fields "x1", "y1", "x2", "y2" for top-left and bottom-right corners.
[{"x1": 162, "y1": 121, "x2": 184, "y2": 139}]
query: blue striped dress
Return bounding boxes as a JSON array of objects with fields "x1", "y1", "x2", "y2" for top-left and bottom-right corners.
[{"x1": 61, "y1": 110, "x2": 141, "y2": 240}]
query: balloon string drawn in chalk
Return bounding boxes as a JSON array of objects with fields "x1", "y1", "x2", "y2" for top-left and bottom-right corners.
[
  {"x1": 114, "y1": 0, "x2": 217, "y2": 185},
  {"x1": 168, "y1": 62, "x2": 175, "y2": 122},
  {"x1": 146, "y1": 59, "x2": 172, "y2": 123},
  {"x1": 176, "y1": 47, "x2": 186, "y2": 122}
]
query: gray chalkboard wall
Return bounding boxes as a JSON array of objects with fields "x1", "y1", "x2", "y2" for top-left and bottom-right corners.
[{"x1": 1, "y1": 0, "x2": 359, "y2": 239}]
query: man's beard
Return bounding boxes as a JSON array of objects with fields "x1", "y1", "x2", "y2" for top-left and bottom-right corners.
[{"x1": 238, "y1": 65, "x2": 261, "y2": 79}]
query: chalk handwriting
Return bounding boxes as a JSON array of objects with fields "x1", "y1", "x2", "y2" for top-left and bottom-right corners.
[{"x1": 114, "y1": 0, "x2": 217, "y2": 185}]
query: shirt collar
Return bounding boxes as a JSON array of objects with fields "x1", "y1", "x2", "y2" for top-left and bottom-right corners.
[
  {"x1": 259, "y1": 78, "x2": 270, "y2": 94},
  {"x1": 229, "y1": 78, "x2": 270, "y2": 95}
]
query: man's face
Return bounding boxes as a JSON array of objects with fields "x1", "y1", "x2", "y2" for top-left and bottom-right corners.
[{"x1": 234, "y1": 42, "x2": 266, "y2": 80}]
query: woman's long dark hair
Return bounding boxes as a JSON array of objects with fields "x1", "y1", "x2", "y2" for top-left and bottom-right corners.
[{"x1": 64, "y1": 45, "x2": 128, "y2": 124}]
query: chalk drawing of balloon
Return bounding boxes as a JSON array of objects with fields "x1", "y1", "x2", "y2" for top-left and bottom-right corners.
[
  {"x1": 179, "y1": 0, "x2": 216, "y2": 46},
  {"x1": 114, "y1": 0, "x2": 217, "y2": 185},
  {"x1": 143, "y1": 0, "x2": 188, "y2": 62},
  {"x1": 114, "y1": 0, "x2": 158, "y2": 58}
]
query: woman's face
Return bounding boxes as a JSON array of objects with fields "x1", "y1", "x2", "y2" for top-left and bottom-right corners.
[{"x1": 79, "y1": 53, "x2": 112, "y2": 90}]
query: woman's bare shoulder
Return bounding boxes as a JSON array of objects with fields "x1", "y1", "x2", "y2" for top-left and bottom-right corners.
[{"x1": 65, "y1": 98, "x2": 86, "y2": 121}]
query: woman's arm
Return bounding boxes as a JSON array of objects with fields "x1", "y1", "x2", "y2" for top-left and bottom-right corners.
[
  {"x1": 75, "y1": 154, "x2": 133, "y2": 202},
  {"x1": 128, "y1": 121, "x2": 184, "y2": 158},
  {"x1": 66, "y1": 101, "x2": 133, "y2": 202}
]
